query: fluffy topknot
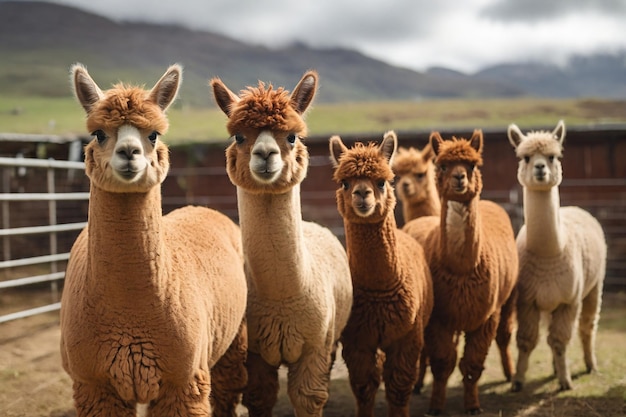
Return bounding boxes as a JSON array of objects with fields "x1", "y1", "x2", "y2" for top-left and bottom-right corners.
[{"x1": 332, "y1": 142, "x2": 395, "y2": 182}]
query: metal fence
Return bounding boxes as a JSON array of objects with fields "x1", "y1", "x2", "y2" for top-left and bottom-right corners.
[{"x1": 0, "y1": 156, "x2": 88, "y2": 323}]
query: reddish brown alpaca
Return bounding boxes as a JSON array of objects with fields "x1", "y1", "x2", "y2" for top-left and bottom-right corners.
[
  {"x1": 392, "y1": 143, "x2": 441, "y2": 224},
  {"x1": 404, "y1": 130, "x2": 518, "y2": 415},
  {"x1": 330, "y1": 132, "x2": 433, "y2": 417}
]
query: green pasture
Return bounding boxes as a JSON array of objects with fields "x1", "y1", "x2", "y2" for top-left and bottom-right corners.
[{"x1": 1, "y1": 95, "x2": 626, "y2": 145}]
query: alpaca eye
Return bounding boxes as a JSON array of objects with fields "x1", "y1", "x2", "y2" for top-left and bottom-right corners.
[
  {"x1": 286, "y1": 133, "x2": 297, "y2": 145},
  {"x1": 233, "y1": 134, "x2": 245, "y2": 144},
  {"x1": 416, "y1": 172, "x2": 425, "y2": 179},
  {"x1": 377, "y1": 180, "x2": 386, "y2": 190},
  {"x1": 148, "y1": 131, "x2": 159, "y2": 145},
  {"x1": 548, "y1": 155, "x2": 555, "y2": 163},
  {"x1": 438, "y1": 164, "x2": 447, "y2": 172},
  {"x1": 341, "y1": 180, "x2": 349, "y2": 190},
  {"x1": 469, "y1": 164, "x2": 476, "y2": 172},
  {"x1": 91, "y1": 130, "x2": 107, "y2": 144},
  {"x1": 524, "y1": 156, "x2": 530, "y2": 163}
]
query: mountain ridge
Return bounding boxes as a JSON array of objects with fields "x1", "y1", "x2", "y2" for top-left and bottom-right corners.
[{"x1": 1, "y1": 1, "x2": 624, "y2": 105}]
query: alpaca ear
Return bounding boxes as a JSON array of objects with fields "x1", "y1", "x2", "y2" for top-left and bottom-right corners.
[
  {"x1": 422, "y1": 142, "x2": 435, "y2": 161},
  {"x1": 469, "y1": 129, "x2": 483, "y2": 153},
  {"x1": 211, "y1": 78, "x2": 240, "y2": 117},
  {"x1": 329, "y1": 135, "x2": 347, "y2": 168},
  {"x1": 507, "y1": 123, "x2": 524, "y2": 149},
  {"x1": 429, "y1": 131, "x2": 444, "y2": 156},
  {"x1": 553, "y1": 119, "x2": 566, "y2": 145},
  {"x1": 149, "y1": 64, "x2": 182, "y2": 111},
  {"x1": 380, "y1": 130, "x2": 397, "y2": 165},
  {"x1": 290, "y1": 70, "x2": 318, "y2": 114},
  {"x1": 71, "y1": 63, "x2": 104, "y2": 113}
]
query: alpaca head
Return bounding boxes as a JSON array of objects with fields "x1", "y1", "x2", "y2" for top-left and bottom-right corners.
[
  {"x1": 72, "y1": 63, "x2": 180, "y2": 193},
  {"x1": 430, "y1": 130, "x2": 484, "y2": 203},
  {"x1": 210, "y1": 71, "x2": 317, "y2": 194},
  {"x1": 508, "y1": 120, "x2": 565, "y2": 191},
  {"x1": 391, "y1": 143, "x2": 436, "y2": 206},
  {"x1": 329, "y1": 131, "x2": 397, "y2": 224}
]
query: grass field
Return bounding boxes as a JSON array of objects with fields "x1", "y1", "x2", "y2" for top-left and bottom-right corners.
[{"x1": 1, "y1": 95, "x2": 626, "y2": 144}]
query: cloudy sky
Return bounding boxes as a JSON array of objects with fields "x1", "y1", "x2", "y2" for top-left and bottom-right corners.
[{"x1": 42, "y1": 0, "x2": 626, "y2": 73}]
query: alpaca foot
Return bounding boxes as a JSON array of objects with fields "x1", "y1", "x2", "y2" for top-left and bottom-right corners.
[
  {"x1": 425, "y1": 408, "x2": 442, "y2": 416},
  {"x1": 413, "y1": 383, "x2": 423, "y2": 395},
  {"x1": 510, "y1": 381, "x2": 523, "y2": 393},
  {"x1": 466, "y1": 407, "x2": 483, "y2": 415},
  {"x1": 586, "y1": 365, "x2": 598, "y2": 374},
  {"x1": 558, "y1": 381, "x2": 573, "y2": 392}
]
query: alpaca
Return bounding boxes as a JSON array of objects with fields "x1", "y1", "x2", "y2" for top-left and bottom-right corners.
[
  {"x1": 60, "y1": 64, "x2": 248, "y2": 417},
  {"x1": 392, "y1": 142, "x2": 440, "y2": 395},
  {"x1": 392, "y1": 143, "x2": 441, "y2": 223},
  {"x1": 329, "y1": 131, "x2": 433, "y2": 417},
  {"x1": 210, "y1": 72, "x2": 353, "y2": 417},
  {"x1": 402, "y1": 130, "x2": 518, "y2": 415},
  {"x1": 507, "y1": 120, "x2": 607, "y2": 392}
]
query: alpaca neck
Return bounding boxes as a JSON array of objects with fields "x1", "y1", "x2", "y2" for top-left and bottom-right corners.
[
  {"x1": 237, "y1": 186, "x2": 308, "y2": 298},
  {"x1": 87, "y1": 185, "x2": 167, "y2": 305},
  {"x1": 344, "y1": 214, "x2": 400, "y2": 291},
  {"x1": 403, "y1": 190, "x2": 441, "y2": 221},
  {"x1": 523, "y1": 187, "x2": 564, "y2": 256},
  {"x1": 440, "y1": 198, "x2": 480, "y2": 273}
]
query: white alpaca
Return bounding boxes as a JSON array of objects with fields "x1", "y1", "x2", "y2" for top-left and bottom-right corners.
[
  {"x1": 61, "y1": 64, "x2": 248, "y2": 417},
  {"x1": 210, "y1": 72, "x2": 353, "y2": 417},
  {"x1": 508, "y1": 120, "x2": 607, "y2": 392}
]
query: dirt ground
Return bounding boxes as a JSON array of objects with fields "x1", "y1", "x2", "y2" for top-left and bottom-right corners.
[{"x1": 1, "y1": 293, "x2": 625, "y2": 417}]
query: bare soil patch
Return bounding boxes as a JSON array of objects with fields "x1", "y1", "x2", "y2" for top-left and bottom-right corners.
[{"x1": 1, "y1": 293, "x2": 625, "y2": 417}]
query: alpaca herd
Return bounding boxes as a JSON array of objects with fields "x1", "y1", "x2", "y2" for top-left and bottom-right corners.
[{"x1": 60, "y1": 65, "x2": 607, "y2": 417}]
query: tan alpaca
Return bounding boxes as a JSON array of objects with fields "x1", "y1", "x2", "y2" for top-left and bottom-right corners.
[
  {"x1": 403, "y1": 130, "x2": 518, "y2": 415},
  {"x1": 210, "y1": 72, "x2": 353, "y2": 417},
  {"x1": 329, "y1": 132, "x2": 433, "y2": 417},
  {"x1": 60, "y1": 64, "x2": 248, "y2": 417},
  {"x1": 507, "y1": 120, "x2": 607, "y2": 392},
  {"x1": 392, "y1": 143, "x2": 441, "y2": 223}
]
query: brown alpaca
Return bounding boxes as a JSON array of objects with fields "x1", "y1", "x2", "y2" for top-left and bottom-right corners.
[
  {"x1": 329, "y1": 131, "x2": 433, "y2": 417},
  {"x1": 392, "y1": 143, "x2": 441, "y2": 223},
  {"x1": 403, "y1": 130, "x2": 518, "y2": 415},
  {"x1": 210, "y1": 72, "x2": 353, "y2": 417},
  {"x1": 60, "y1": 64, "x2": 248, "y2": 417}
]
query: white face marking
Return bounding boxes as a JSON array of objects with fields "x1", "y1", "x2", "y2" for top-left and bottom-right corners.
[
  {"x1": 110, "y1": 125, "x2": 149, "y2": 183},
  {"x1": 519, "y1": 152, "x2": 562, "y2": 190},
  {"x1": 446, "y1": 201, "x2": 467, "y2": 249},
  {"x1": 136, "y1": 403, "x2": 148, "y2": 417},
  {"x1": 249, "y1": 130, "x2": 284, "y2": 183}
]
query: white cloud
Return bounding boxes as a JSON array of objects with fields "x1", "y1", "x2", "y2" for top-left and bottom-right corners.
[{"x1": 34, "y1": 0, "x2": 626, "y2": 72}]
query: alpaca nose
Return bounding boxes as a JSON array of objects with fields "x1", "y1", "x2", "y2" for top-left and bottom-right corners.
[
  {"x1": 253, "y1": 144, "x2": 278, "y2": 160},
  {"x1": 454, "y1": 172, "x2": 466, "y2": 181},
  {"x1": 116, "y1": 142, "x2": 142, "y2": 160},
  {"x1": 353, "y1": 188, "x2": 372, "y2": 199},
  {"x1": 535, "y1": 162, "x2": 545, "y2": 170}
]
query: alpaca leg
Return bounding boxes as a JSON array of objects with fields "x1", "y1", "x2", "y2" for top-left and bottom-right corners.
[
  {"x1": 72, "y1": 381, "x2": 136, "y2": 417},
  {"x1": 459, "y1": 314, "x2": 498, "y2": 414},
  {"x1": 413, "y1": 350, "x2": 429, "y2": 394},
  {"x1": 210, "y1": 320, "x2": 248, "y2": 417},
  {"x1": 425, "y1": 322, "x2": 457, "y2": 415},
  {"x1": 382, "y1": 332, "x2": 421, "y2": 417},
  {"x1": 342, "y1": 342, "x2": 382, "y2": 417},
  {"x1": 150, "y1": 370, "x2": 212, "y2": 417},
  {"x1": 548, "y1": 303, "x2": 579, "y2": 391},
  {"x1": 512, "y1": 301, "x2": 540, "y2": 392},
  {"x1": 496, "y1": 286, "x2": 517, "y2": 382},
  {"x1": 286, "y1": 346, "x2": 333, "y2": 417},
  {"x1": 579, "y1": 282, "x2": 602, "y2": 373},
  {"x1": 242, "y1": 351, "x2": 279, "y2": 417}
]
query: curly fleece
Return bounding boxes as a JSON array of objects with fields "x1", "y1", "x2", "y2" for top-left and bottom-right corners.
[
  {"x1": 226, "y1": 82, "x2": 307, "y2": 135},
  {"x1": 86, "y1": 85, "x2": 169, "y2": 134},
  {"x1": 435, "y1": 137, "x2": 483, "y2": 166},
  {"x1": 332, "y1": 142, "x2": 395, "y2": 183}
]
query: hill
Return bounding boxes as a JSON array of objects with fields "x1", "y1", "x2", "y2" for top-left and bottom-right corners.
[{"x1": 0, "y1": 1, "x2": 624, "y2": 105}]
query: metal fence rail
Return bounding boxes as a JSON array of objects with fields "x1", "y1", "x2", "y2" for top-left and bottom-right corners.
[{"x1": 0, "y1": 156, "x2": 87, "y2": 324}]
